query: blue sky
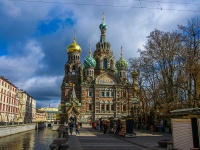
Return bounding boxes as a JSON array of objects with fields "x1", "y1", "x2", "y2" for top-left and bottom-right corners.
[{"x1": 0, "y1": 0, "x2": 200, "y2": 108}]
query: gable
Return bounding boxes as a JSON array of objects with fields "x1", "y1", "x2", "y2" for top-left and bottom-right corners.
[{"x1": 96, "y1": 73, "x2": 117, "y2": 85}]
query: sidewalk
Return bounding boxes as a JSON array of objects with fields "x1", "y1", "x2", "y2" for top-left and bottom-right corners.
[
  {"x1": 114, "y1": 128, "x2": 172, "y2": 150},
  {"x1": 68, "y1": 124, "x2": 172, "y2": 150}
]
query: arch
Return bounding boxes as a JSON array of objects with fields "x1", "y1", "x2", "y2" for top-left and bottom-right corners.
[
  {"x1": 103, "y1": 58, "x2": 107, "y2": 69},
  {"x1": 96, "y1": 59, "x2": 100, "y2": 69}
]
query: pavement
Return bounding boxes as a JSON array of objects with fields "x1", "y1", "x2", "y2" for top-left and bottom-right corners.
[{"x1": 67, "y1": 124, "x2": 172, "y2": 150}]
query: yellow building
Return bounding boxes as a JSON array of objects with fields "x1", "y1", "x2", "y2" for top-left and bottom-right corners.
[
  {"x1": 16, "y1": 89, "x2": 36, "y2": 123},
  {"x1": 35, "y1": 110, "x2": 46, "y2": 122},
  {"x1": 37, "y1": 108, "x2": 58, "y2": 122}
]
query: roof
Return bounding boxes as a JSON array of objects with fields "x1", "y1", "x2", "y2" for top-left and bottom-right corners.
[{"x1": 170, "y1": 107, "x2": 200, "y2": 115}]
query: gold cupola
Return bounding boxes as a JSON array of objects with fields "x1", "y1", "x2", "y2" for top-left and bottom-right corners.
[{"x1": 67, "y1": 37, "x2": 82, "y2": 53}]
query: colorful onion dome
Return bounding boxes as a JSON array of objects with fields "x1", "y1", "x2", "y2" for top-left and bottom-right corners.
[
  {"x1": 99, "y1": 22, "x2": 107, "y2": 30},
  {"x1": 67, "y1": 37, "x2": 81, "y2": 53},
  {"x1": 84, "y1": 45, "x2": 96, "y2": 68},
  {"x1": 116, "y1": 47, "x2": 128, "y2": 70},
  {"x1": 99, "y1": 13, "x2": 107, "y2": 30}
]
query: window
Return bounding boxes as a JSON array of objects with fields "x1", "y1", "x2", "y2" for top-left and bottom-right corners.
[
  {"x1": 106, "y1": 105, "x2": 109, "y2": 111},
  {"x1": 89, "y1": 104, "x2": 92, "y2": 110},
  {"x1": 96, "y1": 59, "x2": 99, "y2": 69},
  {"x1": 101, "y1": 92, "x2": 104, "y2": 97},
  {"x1": 123, "y1": 105, "x2": 126, "y2": 111},
  {"x1": 111, "y1": 92, "x2": 114, "y2": 97},
  {"x1": 111, "y1": 104, "x2": 114, "y2": 111},
  {"x1": 103, "y1": 58, "x2": 107, "y2": 69},
  {"x1": 101, "y1": 104, "x2": 104, "y2": 111},
  {"x1": 88, "y1": 91, "x2": 92, "y2": 97},
  {"x1": 106, "y1": 91, "x2": 109, "y2": 97}
]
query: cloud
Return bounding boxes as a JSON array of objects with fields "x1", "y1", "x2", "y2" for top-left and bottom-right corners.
[
  {"x1": 0, "y1": 40, "x2": 45, "y2": 83},
  {"x1": 0, "y1": 0, "x2": 200, "y2": 108}
]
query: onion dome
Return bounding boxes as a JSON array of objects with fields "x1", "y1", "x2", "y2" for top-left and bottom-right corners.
[
  {"x1": 67, "y1": 37, "x2": 81, "y2": 53},
  {"x1": 116, "y1": 47, "x2": 128, "y2": 70},
  {"x1": 99, "y1": 13, "x2": 107, "y2": 30},
  {"x1": 84, "y1": 45, "x2": 96, "y2": 68}
]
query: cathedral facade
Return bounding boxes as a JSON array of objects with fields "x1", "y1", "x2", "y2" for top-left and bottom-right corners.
[{"x1": 60, "y1": 16, "x2": 138, "y2": 123}]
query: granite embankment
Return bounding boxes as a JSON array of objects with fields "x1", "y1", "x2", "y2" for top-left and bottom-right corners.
[{"x1": 0, "y1": 124, "x2": 36, "y2": 137}]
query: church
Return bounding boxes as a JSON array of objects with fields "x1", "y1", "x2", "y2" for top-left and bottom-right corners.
[{"x1": 59, "y1": 15, "x2": 138, "y2": 123}]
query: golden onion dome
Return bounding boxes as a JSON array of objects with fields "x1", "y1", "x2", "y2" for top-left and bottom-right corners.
[{"x1": 67, "y1": 38, "x2": 81, "y2": 53}]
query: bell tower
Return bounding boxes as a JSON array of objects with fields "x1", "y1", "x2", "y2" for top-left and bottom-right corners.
[{"x1": 63, "y1": 36, "x2": 82, "y2": 85}]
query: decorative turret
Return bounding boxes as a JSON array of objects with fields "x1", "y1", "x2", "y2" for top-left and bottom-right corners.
[
  {"x1": 99, "y1": 13, "x2": 107, "y2": 43},
  {"x1": 62, "y1": 35, "x2": 82, "y2": 87},
  {"x1": 84, "y1": 45, "x2": 96, "y2": 68},
  {"x1": 116, "y1": 47, "x2": 128, "y2": 78},
  {"x1": 84, "y1": 45, "x2": 96, "y2": 81}
]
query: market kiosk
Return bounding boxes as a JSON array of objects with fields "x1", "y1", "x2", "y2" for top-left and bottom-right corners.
[
  {"x1": 170, "y1": 108, "x2": 200, "y2": 150},
  {"x1": 115, "y1": 117, "x2": 136, "y2": 137}
]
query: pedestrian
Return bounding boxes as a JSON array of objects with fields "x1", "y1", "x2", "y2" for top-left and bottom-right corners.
[
  {"x1": 93, "y1": 122, "x2": 97, "y2": 130},
  {"x1": 103, "y1": 122, "x2": 108, "y2": 134},
  {"x1": 75, "y1": 122, "x2": 80, "y2": 134},
  {"x1": 69, "y1": 121, "x2": 74, "y2": 135},
  {"x1": 80, "y1": 122, "x2": 82, "y2": 128}
]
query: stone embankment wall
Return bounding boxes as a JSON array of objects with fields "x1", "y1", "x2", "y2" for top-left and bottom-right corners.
[{"x1": 0, "y1": 124, "x2": 36, "y2": 138}]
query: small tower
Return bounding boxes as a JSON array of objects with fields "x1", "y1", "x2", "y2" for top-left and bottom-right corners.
[
  {"x1": 116, "y1": 46, "x2": 128, "y2": 78},
  {"x1": 99, "y1": 13, "x2": 107, "y2": 43},
  {"x1": 84, "y1": 45, "x2": 96, "y2": 82},
  {"x1": 63, "y1": 36, "x2": 82, "y2": 85}
]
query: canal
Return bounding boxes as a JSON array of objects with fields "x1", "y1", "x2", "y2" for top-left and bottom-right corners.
[{"x1": 0, "y1": 127, "x2": 58, "y2": 150}]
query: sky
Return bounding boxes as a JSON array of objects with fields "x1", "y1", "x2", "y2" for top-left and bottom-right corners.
[{"x1": 0, "y1": 0, "x2": 200, "y2": 108}]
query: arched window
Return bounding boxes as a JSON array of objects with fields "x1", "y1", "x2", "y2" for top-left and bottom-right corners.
[
  {"x1": 96, "y1": 59, "x2": 99, "y2": 69},
  {"x1": 72, "y1": 66, "x2": 76, "y2": 75},
  {"x1": 103, "y1": 58, "x2": 107, "y2": 69}
]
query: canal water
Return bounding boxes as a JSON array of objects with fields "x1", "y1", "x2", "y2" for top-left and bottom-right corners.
[{"x1": 0, "y1": 127, "x2": 58, "y2": 150}]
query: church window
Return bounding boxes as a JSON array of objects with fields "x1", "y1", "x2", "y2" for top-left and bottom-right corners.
[
  {"x1": 101, "y1": 104, "x2": 104, "y2": 111},
  {"x1": 103, "y1": 58, "x2": 107, "y2": 69},
  {"x1": 88, "y1": 91, "x2": 92, "y2": 97},
  {"x1": 96, "y1": 59, "x2": 99, "y2": 69},
  {"x1": 106, "y1": 105, "x2": 109, "y2": 111},
  {"x1": 72, "y1": 66, "x2": 76, "y2": 75},
  {"x1": 111, "y1": 92, "x2": 114, "y2": 97},
  {"x1": 123, "y1": 105, "x2": 126, "y2": 111},
  {"x1": 101, "y1": 92, "x2": 105, "y2": 97},
  {"x1": 106, "y1": 91, "x2": 109, "y2": 97},
  {"x1": 89, "y1": 104, "x2": 92, "y2": 110}
]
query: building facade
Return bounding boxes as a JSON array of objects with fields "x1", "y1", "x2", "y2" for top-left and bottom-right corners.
[
  {"x1": 0, "y1": 76, "x2": 19, "y2": 122},
  {"x1": 17, "y1": 89, "x2": 36, "y2": 123},
  {"x1": 38, "y1": 108, "x2": 58, "y2": 122},
  {"x1": 60, "y1": 16, "x2": 137, "y2": 123},
  {"x1": 0, "y1": 76, "x2": 36, "y2": 123}
]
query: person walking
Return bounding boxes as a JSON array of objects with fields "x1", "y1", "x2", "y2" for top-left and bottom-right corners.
[
  {"x1": 103, "y1": 122, "x2": 108, "y2": 134},
  {"x1": 69, "y1": 121, "x2": 74, "y2": 135},
  {"x1": 75, "y1": 122, "x2": 80, "y2": 134}
]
